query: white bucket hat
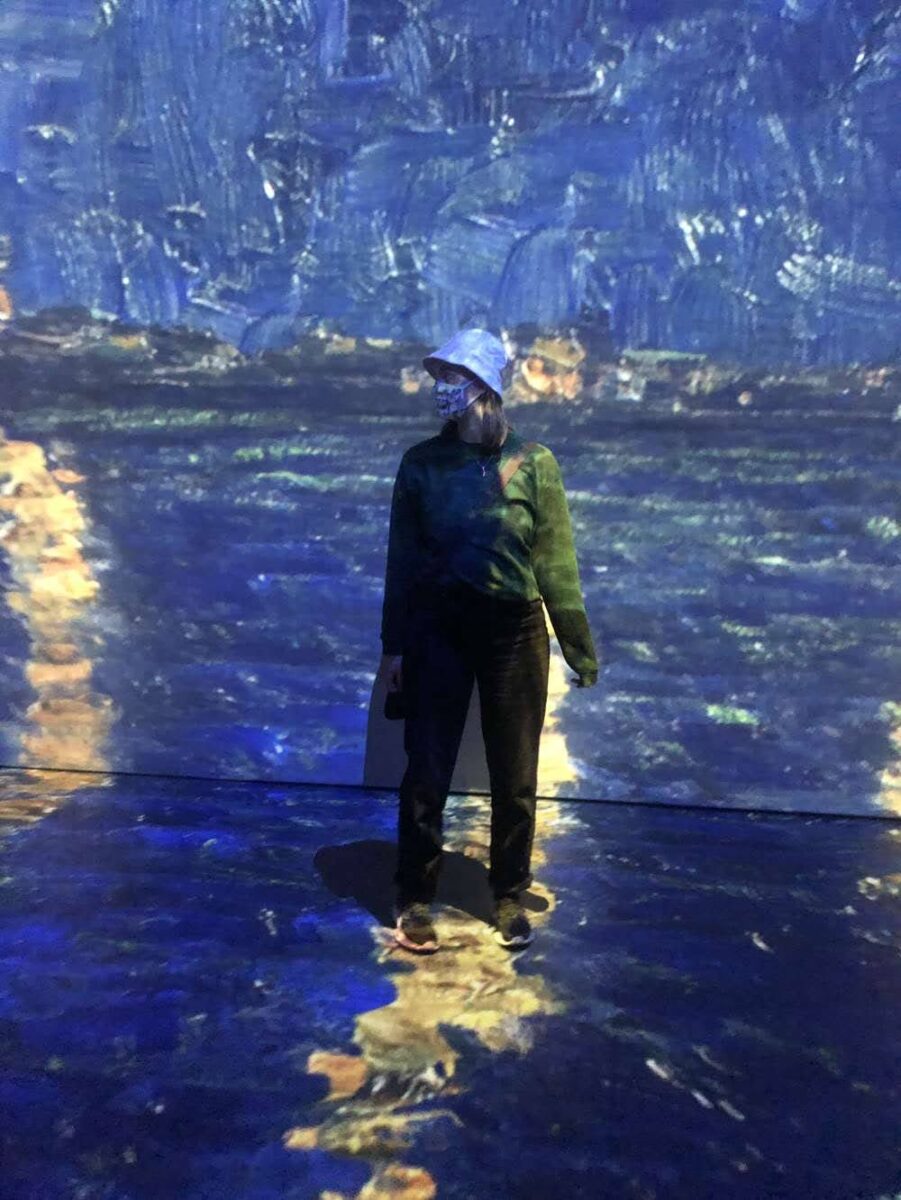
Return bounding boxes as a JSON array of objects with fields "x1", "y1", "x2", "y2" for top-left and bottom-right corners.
[{"x1": 423, "y1": 328, "x2": 508, "y2": 398}]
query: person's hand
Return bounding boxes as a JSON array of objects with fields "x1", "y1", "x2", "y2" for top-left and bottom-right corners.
[
  {"x1": 570, "y1": 671, "x2": 598, "y2": 688},
  {"x1": 382, "y1": 654, "x2": 403, "y2": 692}
]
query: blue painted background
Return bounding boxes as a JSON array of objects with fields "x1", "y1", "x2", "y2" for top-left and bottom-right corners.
[
  {"x1": 0, "y1": 0, "x2": 898, "y2": 362},
  {"x1": 1, "y1": 12, "x2": 900, "y2": 1197},
  {"x1": 0, "y1": 2, "x2": 898, "y2": 814}
]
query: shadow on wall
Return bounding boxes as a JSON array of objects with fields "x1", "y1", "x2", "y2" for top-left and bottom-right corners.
[{"x1": 363, "y1": 654, "x2": 488, "y2": 794}]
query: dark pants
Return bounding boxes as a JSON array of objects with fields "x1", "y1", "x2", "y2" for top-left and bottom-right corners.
[{"x1": 394, "y1": 580, "x2": 550, "y2": 906}]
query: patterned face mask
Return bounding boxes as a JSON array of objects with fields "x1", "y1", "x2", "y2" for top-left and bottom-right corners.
[{"x1": 432, "y1": 378, "x2": 478, "y2": 419}]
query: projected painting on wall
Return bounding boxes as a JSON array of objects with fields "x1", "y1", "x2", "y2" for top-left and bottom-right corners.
[{"x1": 0, "y1": 0, "x2": 898, "y2": 816}]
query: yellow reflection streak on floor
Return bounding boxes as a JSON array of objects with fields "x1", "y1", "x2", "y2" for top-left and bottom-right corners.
[
  {"x1": 858, "y1": 712, "x2": 901, "y2": 905},
  {"x1": 284, "y1": 608, "x2": 578, "y2": 1199},
  {"x1": 0, "y1": 432, "x2": 113, "y2": 822},
  {"x1": 876, "y1": 704, "x2": 901, "y2": 816}
]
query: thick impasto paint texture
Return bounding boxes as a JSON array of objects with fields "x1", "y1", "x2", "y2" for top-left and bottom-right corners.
[
  {"x1": 0, "y1": 8, "x2": 899, "y2": 1200},
  {"x1": 0, "y1": 0, "x2": 897, "y2": 362},
  {"x1": 0, "y1": 3, "x2": 898, "y2": 813},
  {"x1": 0, "y1": 770, "x2": 899, "y2": 1199},
  {"x1": 1, "y1": 330, "x2": 898, "y2": 814}
]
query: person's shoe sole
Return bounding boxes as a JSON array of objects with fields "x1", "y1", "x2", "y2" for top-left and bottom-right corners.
[
  {"x1": 492, "y1": 927, "x2": 533, "y2": 949},
  {"x1": 492, "y1": 900, "x2": 534, "y2": 949},
  {"x1": 393, "y1": 921, "x2": 439, "y2": 953},
  {"x1": 392, "y1": 907, "x2": 439, "y2": 953}
]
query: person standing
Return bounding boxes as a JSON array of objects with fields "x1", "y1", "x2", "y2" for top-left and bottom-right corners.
[{"x1": 380, "y1": 328, "x2": 599, "y2": 953}]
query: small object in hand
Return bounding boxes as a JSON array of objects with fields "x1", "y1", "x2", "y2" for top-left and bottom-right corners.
[{"x1": 384, "y1": 689, "x2": 407, "y2": 720}]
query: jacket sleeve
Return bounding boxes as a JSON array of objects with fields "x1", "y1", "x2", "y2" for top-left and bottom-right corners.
[
  {"x1": 531, "y1": 448, "x2": 599, "y2": 685},
  {"x1": 380, "y1": 454, "x2": 420, "y2": 656}
]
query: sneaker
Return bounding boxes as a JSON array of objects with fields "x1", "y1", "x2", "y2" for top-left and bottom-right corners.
[
  {"x1": 393, "y1": 900, "x2": 439, "y2": 954},
  {"x1": 492, "y1": 896, "x2": 533, "y2": 949}
]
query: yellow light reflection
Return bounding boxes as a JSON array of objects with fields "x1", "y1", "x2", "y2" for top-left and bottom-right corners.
[
  {"x1": 0, "y1": 430, "x2": 113, "y2": 822},
  {"x1": 285, "y1": 611, "x2": 579, "y2": 1198}
]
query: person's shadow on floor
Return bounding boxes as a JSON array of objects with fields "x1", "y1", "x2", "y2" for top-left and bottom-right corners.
[{"x1": 314, "y1": 840, "x2": 549, "y2": 928}]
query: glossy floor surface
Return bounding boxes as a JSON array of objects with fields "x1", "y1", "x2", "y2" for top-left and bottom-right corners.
[{"x1": 1, "y1": 768, "x2": 899, "y2": 1200}]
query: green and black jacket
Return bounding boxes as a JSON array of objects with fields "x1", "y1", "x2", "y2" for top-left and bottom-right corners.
[{"x1": 381, "y1": 424, "x2": 599, "y2": 685}]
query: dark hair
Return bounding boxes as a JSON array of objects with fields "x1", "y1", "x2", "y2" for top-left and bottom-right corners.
[{"x1": 440, "y1": 387, "x2": 509, "y2": 450}]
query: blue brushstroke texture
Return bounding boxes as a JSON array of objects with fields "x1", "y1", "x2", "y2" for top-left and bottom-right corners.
[
  {"x1": 0, "y1": 0, "x2": 898, "y2": 362},
  {"x1": 0, "y1": 775, "x2": 900, "y2": 1197}
]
